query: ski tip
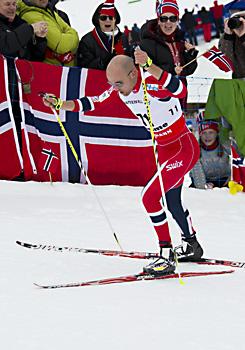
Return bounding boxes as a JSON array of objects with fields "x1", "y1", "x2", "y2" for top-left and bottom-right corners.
[
  {"x1": 16, "y1": 241, "x2": 36, "y2": 249},
  {"x1": 34, "y1": 283, "x2": 48, "y2": 289}
]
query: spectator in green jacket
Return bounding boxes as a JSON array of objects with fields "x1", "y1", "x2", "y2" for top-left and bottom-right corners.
[{"x1": 17, "y1": 0, "x2": 79, "y2": 66}]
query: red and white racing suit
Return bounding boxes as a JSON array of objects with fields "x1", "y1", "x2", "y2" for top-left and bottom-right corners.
[{"x1": 119, "y1": 70, "x2": 200, "y2": 248}]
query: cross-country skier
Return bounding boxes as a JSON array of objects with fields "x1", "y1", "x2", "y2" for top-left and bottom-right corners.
[{"x1": 42, "y1": 47, "x2": 204, "y2": 276}]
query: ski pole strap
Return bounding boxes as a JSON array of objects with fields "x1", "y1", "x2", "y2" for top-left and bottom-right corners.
[
  {"x1": 140, "y1": 57, "x2": 153, "y2": 69},
  {"x1": 53, "y1": 97, "x2": 63, "y2": 110},
  {"x1": 39, "y1": 92, "x2": 63, "y2": 111}
]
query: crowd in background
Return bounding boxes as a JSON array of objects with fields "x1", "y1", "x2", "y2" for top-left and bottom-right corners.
[{"x1": 0, "y1": 0, "x2": 245, "y2": 190}]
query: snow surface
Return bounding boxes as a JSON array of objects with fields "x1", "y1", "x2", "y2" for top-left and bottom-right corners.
[{"x1": 1, "y1": 180, "x2": 245, "y2": 350}]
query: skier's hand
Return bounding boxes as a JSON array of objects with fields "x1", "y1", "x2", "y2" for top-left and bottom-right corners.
[
  {"x1": 40, "y1": 93, "x2": 63, "y2": 110},
  {"x1": 134, "y1": 47, "x2": 149, "y2": 66}
]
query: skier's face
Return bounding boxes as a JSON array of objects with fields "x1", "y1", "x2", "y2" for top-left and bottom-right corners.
[
  {"x1": 200, "y1": 129, "x2": 218, "y2": 146},
  {"x1": 0, "y1": 0, "x2": 17, "y2": 22},
  {"x1": 107, "y1": 66, "x2": 138, "y2": 96},
  {"x1": 158, "y1": 12, "x2": 178, "y2": 35}
]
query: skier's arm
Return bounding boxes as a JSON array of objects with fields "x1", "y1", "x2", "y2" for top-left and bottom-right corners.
[
  {"x1": 134, "y1": 47, "x2": 187, "y2": 99},
  {"x1": 41, "y1": 88, "x2": 113, "y2": 112},
  {"x1": 42, "y1": 94, "x2": 94, "y2": 112}
]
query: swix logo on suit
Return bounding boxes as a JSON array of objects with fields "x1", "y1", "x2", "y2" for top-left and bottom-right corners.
[
  {"x1": 166, "y1": 160, "x2": 183, "y2": 171},
  {"x1": 119, "y1": 82, "x2": 184, "y2": 144}
]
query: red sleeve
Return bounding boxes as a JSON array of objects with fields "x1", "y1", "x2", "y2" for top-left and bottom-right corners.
[{"x1": 145, "y1": 71, "x2": 187, "y2": 99}]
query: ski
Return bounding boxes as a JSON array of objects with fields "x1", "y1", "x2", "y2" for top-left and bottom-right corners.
[
  {"x1": 16, "y1": 240, "x2": 245, "y2": 268},
  {"x1": 34, "y1": 269, "x2": 235, "y2": 289},
  {"x1": 16, "y1": 240, "x2": 158, "y2": 259}
]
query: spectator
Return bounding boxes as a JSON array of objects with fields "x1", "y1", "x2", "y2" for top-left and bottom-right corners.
[
  {"x1": 0, "y1": 0, "x2": 47, "y2": 178},
  {"x1": 121, "y1": 25, "x2": 131, "y2": 55},
  {"x1": 181, "y1": 8, "x2": 198, "y2": 45},
  {"x1": 17, "y1": 0, "x2": 79, "y2": 66},
  {"x1": 0, "y1": 0, "x2": 47, "y2": 60},
  {"x1": 49, "y1": 0, "x2": 70, "y2": 25},
  {"x1": 124, "y1": 25, "x2": 131, "y2": 42},
  {"x1": 140, "y1": 0, "x2": 198, "y2": 109},
  {"x1": 219, "y1": 9, "x2": 245, "y2": 79},
  {"x1": 131, "y1": 22, "x2": 140, "y2": 46},
  {"x1": 210, "y1": 0, "x2": 224, "y2": 38},
  {"x1": 190, "y1": 121, "x2": 230, "y2": 189},
  {"x1": 198, "y1": 6, "x2": 212, "y2": 42},
  {"x1": 77, "y1": 0, "x2": 130, "y2": 70}
]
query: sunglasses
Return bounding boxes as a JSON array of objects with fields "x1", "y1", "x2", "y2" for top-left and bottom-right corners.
[
  {"x1": 99, "y1": 15, "x2": 114, "y2": 21},
  {"x1": 159, "y1": 15, "x2": 178, "y2": 23},
  {"x1": 108, "y1": 69, "x2": 134, "y2": 89}
]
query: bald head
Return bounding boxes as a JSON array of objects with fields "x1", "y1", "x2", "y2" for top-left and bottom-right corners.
[
  {"x1": 107, "y1": 55, "x2": 135, "y2": 78},
  {"x1": 106, "y1": 55, "x2": 138, "y2": 96}
]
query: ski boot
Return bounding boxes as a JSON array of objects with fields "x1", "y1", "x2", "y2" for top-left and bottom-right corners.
[
  {"x1": 173, "y1": 236, "x2": 204, "y2": 262},
  {"x1": 143, "y1": 247, "x2": 175, "y2": 276}
]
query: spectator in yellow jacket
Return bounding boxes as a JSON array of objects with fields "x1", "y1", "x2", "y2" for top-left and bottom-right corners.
[{"x1": 17, "y1": 0, "x2": 79, "y2": 66}]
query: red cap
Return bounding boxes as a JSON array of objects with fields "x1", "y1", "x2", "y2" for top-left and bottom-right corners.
[
  {"x1": 156, "y1": 0, "x2": 179, "y2": 17},
  {"x1": 100, "y1": 0, "x2": 116, "y2": 17},
  {"x1": 198, "y1": 121, "x2": 219, "y2": 134}
]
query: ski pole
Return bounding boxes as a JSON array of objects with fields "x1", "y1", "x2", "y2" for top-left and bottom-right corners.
[
  {"x1": 42, "y1": 99, "x2": 123, "y2": 250},
  {"x1": 139, "y1": 67, "x2": 184, "y2": 284}
]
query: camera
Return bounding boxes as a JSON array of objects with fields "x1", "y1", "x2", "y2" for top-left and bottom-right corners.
[{"x1": 228, "y1": 16, "x2": 242, "y2": 29}]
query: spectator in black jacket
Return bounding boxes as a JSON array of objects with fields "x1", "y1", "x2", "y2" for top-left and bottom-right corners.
[
  {"x1": 0, "y1": 0, "x2": 47, "y2": 60},
  {"x1": 181, "y1": 8, "x2": 198, "y2": 45},
  {"x1": 140, "y1": 0, "x2": 198, "y2": 109},
  {"x1": 77, "y1": 0, "x2": 130, "y2": 70},
  {"x1": 0, "y1": 0, "x2": 47, "y2": 179}
]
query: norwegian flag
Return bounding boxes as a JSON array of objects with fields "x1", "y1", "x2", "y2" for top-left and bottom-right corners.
[
  {"x1": 202, "y1": 46, "x2": 234, "y2": 72},
  {"x1": 0, "y1": 55, "x2": 22, "y2": 179},
  {"x1": 12, "y1": 58, "x2": 156, "y2": 185},
  {"x1": 231, "y1": 144, "x2": 245, "y2": 191}
]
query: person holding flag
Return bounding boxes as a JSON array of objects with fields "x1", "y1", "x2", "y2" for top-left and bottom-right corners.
[
  {"x1": 42, "y1": 47, "x2": 204, "y2": 276},
  {"x1": 139, "y1": 0, "x2": 199, "y2": 109}
]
